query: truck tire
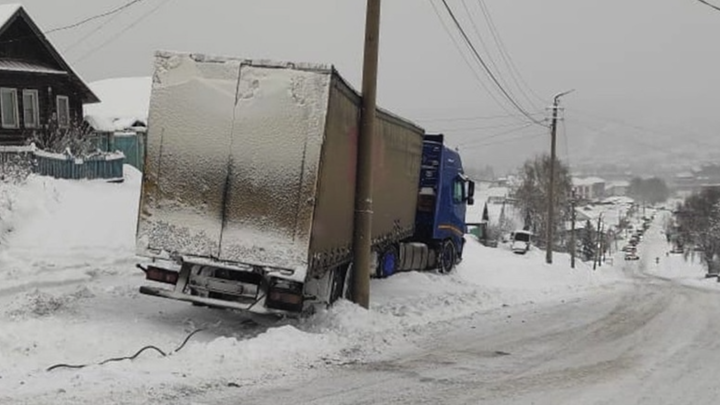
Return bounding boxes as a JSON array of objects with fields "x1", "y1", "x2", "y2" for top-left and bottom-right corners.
[
  {"x1": 438, "y1": 240, "x2": 457, "y2": 274},
  {"x1": 377, "y1": 245, "x2": 399, "y2": 278}
]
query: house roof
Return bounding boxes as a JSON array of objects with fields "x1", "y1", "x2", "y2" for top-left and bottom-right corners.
[
  {"x1": 573, "y1": 176, "x2": 606, "y2": 186},
  {"x1": 0, "y1": 4, "x2": 99, "y2": 104},
  {"x1": 0, "y1": 59, "x2": 67, "y2": 74}
]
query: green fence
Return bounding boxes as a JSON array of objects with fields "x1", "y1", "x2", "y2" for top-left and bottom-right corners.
[
  {"x1": 113, "y1": 132, "x2": 145, "y2": 172},
  {"x1": 34, "y1": 150, "x2": 125, "y2": 180}
]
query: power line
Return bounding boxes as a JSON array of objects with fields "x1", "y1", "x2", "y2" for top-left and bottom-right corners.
[
  {"x1": 459, "y1": 0, "x2": 517, "y2": 106},
  {"x1": 46, "y1": 0, "x2": 146, "y2": 34},
  {"x1": 477, "y1": 0, "x2": 546, "y2": 108},
  {"x1": 73, "y1": 0, "x2": 174, "y2": 64},
  {"x1": 438, "y1": 0, "x2": 546, "y2": 127},
  {"x1": 417, "y1": 111, "x2": 544, "y2": 123},
  {"x1": 438, "y1": 120, "x2": 535, "y2": 133},
  {"x1": 698, "y1": 0, "x2": 720, "y2": 12},
  {"x1": 457, "y1": 122, "x2": 534, "y2": 146},
  {"x1": 426, "y1": 0, "x2": 527, "y2": 124},
  {"x1": 63, "y1": 8, "x2": 128, "y2": 53},
  {"x1": 461, "y1": 131, "x2": 545, "y2": 150}
]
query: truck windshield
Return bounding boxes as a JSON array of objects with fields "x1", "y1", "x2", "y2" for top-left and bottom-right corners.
[{"x1": 514, "y1": 233, "x2": 530, "y2": 242}]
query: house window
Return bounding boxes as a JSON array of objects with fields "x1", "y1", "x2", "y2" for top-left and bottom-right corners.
[
  {"x1": 1, "y1": 88, "x2": 19, "y2": 128},
  {"x1": 56, "y1": 95, "x2": 70, "y2": 128},
  {"x1": 22, "y1": 90, "x2": 39, "y2": 128}
]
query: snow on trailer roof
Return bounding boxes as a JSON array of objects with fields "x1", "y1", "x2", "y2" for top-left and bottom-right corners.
[{"x1": 152, "y1": 50, "x2": 426, "y2": 134}]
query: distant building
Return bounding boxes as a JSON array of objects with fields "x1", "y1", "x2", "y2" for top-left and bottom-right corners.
[
  {"x1": 606, "y1": 180, "x2": 629, "y2": 196},
  {"x1": 573, "y1": 177, "x2": 606, "y2": 201},
  {"x1": 0, "y1": 4, "x2": 99, "y2": 145}
]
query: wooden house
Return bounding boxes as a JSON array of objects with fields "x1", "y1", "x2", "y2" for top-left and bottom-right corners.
[{"x1": 0, "y1": 4, "x2": 99, "y2": 146}]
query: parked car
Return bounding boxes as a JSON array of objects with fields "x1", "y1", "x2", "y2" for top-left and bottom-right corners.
[
  {"x1": 510, "y1": 230, "x2": 533, "y2": 254},
  {"x1": 625, "y1": 253, "x2": 640, "y2": 261}
]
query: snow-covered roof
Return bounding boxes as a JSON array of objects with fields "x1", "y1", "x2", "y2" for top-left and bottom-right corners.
[
  {"x1": 84, "y1": 77, "x2": 152, "y2": 121},
  {"x1": 601, "y1": 196, "x2": 634, "y2": 205},
  {"x1": 573, "y1": 176, "x2": 606, "y2": 186},
  {"x1": 0, "y1": 3, "x2": 20, "y2": 27},
  {"x1": 608, "y1": 180, "x2": 629, "y2": 188}
]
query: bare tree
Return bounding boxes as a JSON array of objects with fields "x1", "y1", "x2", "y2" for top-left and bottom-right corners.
[{"x1": 513, "y1": 154, "x2": 573, "y2": 248}]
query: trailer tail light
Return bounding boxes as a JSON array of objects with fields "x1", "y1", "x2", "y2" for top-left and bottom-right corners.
[
  {"x1": 265, "y1": 278, "x2": 304, "y2": 312},
  {"x1": 143, "y1": 265, "x2": 179, "y2": 285}
]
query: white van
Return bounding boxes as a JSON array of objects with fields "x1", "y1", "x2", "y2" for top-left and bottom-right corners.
[{"x1": 510, "y1": 230, "x2": 533, "y2": 254}]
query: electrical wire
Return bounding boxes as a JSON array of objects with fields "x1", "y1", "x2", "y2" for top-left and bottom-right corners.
[
  {"x1": 461, "y1": 131, "x2": 545, "y2": 150},
  {"x1": 63, "y1": 7, "x2": 128, "y2": 53},
  {"x1": 457, "y1": 122, "x2": 534, "y2": 146},
  {"x1": 46, "y1": 329, "x2": 205, "y2": 372},
  {"x1": 698, "y1": 0, "x2": 720, "y2": 12},
  {"x1": 477, "y1": 0, "x2": 546, "y2": 108},
  {"x1": 73, "y1": 0, "x2": 174, "y2": 64},
  {"x1": 416, "y1": 111, "x2": 543, "y2": 123},
  {"x1": 459, "y1": 0, "x2": 516, "y2": 103},
  {"x1": 426, "y1": 0, "x2": 527, "y2": 124},
  {"x1": 45, "y1": 0, "x2": 146, "y2": 34},
  {"x1": 439, "y1": 120, "x2": 535, "y2": 133},
  {"x1": 438, "y1": 0, "x2": 546, "y2": 127}
]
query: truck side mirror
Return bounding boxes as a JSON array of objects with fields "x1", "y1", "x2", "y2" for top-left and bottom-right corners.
[{"x1": 466, "y1": 180, "x2": 475, "y2": 205}]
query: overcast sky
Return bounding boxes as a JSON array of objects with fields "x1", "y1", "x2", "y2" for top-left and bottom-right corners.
[{"x1": 7, "y1": 0, "x2": 720, "y2": 173}]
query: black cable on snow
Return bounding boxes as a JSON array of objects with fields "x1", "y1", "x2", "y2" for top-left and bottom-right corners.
[{"x1": 46, "y1": 329, "x2": 206, "y2": 372}]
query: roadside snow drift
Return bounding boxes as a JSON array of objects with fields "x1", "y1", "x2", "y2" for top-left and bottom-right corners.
[{"x1": 0, "y1": 168, "x2": 627, "y2": 404}]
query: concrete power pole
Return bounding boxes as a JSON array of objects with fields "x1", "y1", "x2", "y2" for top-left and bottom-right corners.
[
  {"x1": 546, "y1": 89, "x2": 574, "y2": 265},
  {"x1": 351, "y1": 0, "x2": 381, "y2": 309}
]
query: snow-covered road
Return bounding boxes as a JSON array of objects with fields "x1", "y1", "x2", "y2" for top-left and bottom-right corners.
[
  {"x1": 2, "y1": 168, "x2": 719, "y2": 404},
  {"x1": 198, "y1": 225, "x2": 720, "y2": 404}
]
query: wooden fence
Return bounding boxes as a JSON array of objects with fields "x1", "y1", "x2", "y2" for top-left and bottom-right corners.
[{"x1": 0, "y1": 145, "x2": 125, "y2": 181}]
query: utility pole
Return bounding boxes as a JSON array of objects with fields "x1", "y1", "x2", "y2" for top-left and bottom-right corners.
[
  {"x1": 570, "y1": 188, "x2": 576, "y2": 269},
  {"x1": 351, "y1": 0, "x2": 381, "y2": 309},
  {"x1": 546, "y1": 89, "x2": 574, "y2": 264},
  {"x1": 593, "y1": 214, "x2": 603, "y2": 270}
]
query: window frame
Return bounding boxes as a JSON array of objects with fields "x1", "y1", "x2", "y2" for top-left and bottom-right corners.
[
  {"x1": 56, "y1": 95, "x2": 70, "y2": 128},
  {"x1": 0, "y1": 87, "x2": 19, "y2": 129},
  {"x1": 22, "y1": 89, "x2": 39, "y2": 128}
]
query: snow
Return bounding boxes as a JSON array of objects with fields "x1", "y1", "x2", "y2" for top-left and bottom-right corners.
[
  {"x1": 0, "y1": 3, "x2": 20, "y2": 28},
  {"x1": 83, "y1": 77, "x2": 152, "y2": 123},
  {"x1": 0, "y1": 165, "x2": 639, "y2": 403}
]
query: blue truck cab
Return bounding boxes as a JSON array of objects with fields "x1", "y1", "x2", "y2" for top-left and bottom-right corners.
[{"x1": 376, "y1": 134, "x2": 475, "y2": 277}]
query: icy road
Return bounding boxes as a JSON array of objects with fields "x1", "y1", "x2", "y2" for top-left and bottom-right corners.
[
  {"x1": 2, "y1": 167, "x2": 719, "y2": 405},
  {"x1": 207, "y1": 263, "x2": 720, "y2": 405}
]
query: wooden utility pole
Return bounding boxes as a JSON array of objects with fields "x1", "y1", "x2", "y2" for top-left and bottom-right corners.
[
  {"x1": 570, "y1": 188, "x2": 576, "y2": 269},
  {"x1": 593, "y1": 214, "x2": 603, "y2": 270},
  {"x1": 351, "y1": 0, "x2": 381, "y2": 309},
  {"x1": 546, "y1": 89, "x2": 574, "y2": 265},
  {"x1": 546, "y1": 97, "x2": 559, "y2": 264}
]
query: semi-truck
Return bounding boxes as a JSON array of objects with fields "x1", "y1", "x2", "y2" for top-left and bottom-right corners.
[{"x1": 136, "y1": 51, "x2": 475, "y2": 316}]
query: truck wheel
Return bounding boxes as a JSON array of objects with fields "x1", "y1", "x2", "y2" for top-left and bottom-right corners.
[
  {"x1": 438, "y1": 240, "x2": 457, "y2": 274},
  {"x1": 377, "y1": 245, "x2": 399, "y2": 278}
]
